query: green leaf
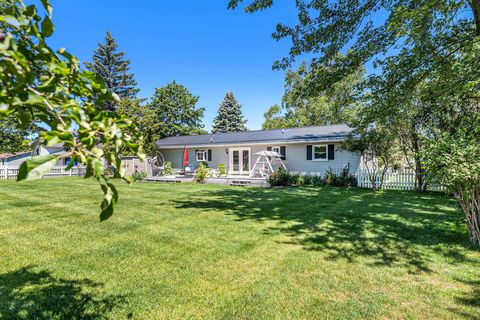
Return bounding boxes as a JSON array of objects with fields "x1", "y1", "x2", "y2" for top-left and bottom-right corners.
[
  {"x1": 41, "y1": 16, "x2": 54, "y2": 37},
  {"x1": 17, "y1": 155, "x2": 57, "y2": 181},
  {"x1": 98, "y1": 177, "x2": 118, "y2": 221},
  {"x1": 40, "y1": 0, "x2": 53, "y2": 16}
]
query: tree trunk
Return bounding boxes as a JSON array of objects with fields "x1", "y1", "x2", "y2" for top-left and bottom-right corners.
[
  {"x1": 455, "y1": 188, "x2": 480, "y2": 245},
  {"x1": 471, "y1": 0, "x2": 480, "y2": 36},
  {"x1": 411, "y1": 133, "x2": 427, "y2": 192},
  {"x1": 414, "y1": 156, "x2": 427, "y2": 192}
]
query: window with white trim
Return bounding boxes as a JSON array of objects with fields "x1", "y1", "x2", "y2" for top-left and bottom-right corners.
[
  {"x1": 272, "y1": 146, "x2": 281, "y2": 154},
  {"x1": 196, "y1": 150, "x2": 207, "y2": 162},
  {"x1": 313, "y1": 145, "x2": 327, "y2": 161}
]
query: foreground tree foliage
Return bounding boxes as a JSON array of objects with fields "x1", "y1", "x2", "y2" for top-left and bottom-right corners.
[
  {"x1": 424, "y1": 131, "x2": 480, "y2": 245},
  {"x1": 0, "y1": 0, "x2": 144, "y2": 220}
]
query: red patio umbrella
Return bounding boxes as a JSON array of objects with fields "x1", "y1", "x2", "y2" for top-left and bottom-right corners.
[{"x1": 183, "y1": 145, "x2": 189, "y2": 169}]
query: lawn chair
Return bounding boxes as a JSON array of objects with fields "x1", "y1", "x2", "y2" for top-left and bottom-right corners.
[{"x1": 217, "y1": 164, "x2": 227, "y2": 177}]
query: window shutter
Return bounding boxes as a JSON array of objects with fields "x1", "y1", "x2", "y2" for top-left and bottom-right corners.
[
  {"x1": 306, "y1": 145, "x2": 312, "y2": 160},
  {"x1": 280, "y1": 146, "x2": 286, "y2": 160},
  {"x1": 267, "y1": 146, "x2": 272, "y2": 151},
  {"x1": 328, "y1": 144, "x2": 335, "y2": 160},
  {"x1": 207, "y1": 149, "x2": 212, "y2": 161}
]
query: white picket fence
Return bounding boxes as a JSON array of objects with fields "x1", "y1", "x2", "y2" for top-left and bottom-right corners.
[
  {"x1": 291, "y1": 168, "x2": 445, "y2": 192},
  {"x1": 0, "y1": 165, "x2": 445, "y2": 192},
  {"x1": 355, "y1": 169, "x2": 446, "y2": 192},
  {"x1": 0, "y1": 165, "x2": 86, "y2": 180}
]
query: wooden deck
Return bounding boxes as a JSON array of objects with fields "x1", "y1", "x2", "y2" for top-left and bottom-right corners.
[{"x1": 145, "y1": 175, "x2": 269, "y2": 187}]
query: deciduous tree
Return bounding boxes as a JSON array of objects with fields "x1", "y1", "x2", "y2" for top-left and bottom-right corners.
[
  {"x1": 262, "y1": 61, "x2": 364, "y2": 129},
  {"x1": 230, "y1": 0, "x2": 480, "y2": 245},
  {"x1": 262, "y1": 104, "x2": 294, "y2": 130},
  {"x1": 0, "y1": 114, "x2": 39, "y2": 154},
  {"x1": 116, "y1": 98, "x2": 158, "y2": 155},
  {"x1": 343, "y1": 126, "x2": 398, "y2": 191},
  {"x1": 147, "y1": 81, "x2": 206, "y2": 142}
]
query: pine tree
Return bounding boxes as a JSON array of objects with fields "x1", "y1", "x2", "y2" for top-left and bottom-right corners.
[
  {"x1": 85, "y1": 32, "x2": 139, "y2": 111},
  {"x1": 212, "y1": 92, "x2": 247, "y2": 133}
]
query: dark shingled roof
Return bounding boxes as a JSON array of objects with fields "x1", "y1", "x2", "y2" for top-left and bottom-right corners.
[
  {"x1": 0, "y1": 152, "x2": 30, "y2": 160},
  {"x1": 157, "y1": 124, "x2": 354, "y2": 148}
]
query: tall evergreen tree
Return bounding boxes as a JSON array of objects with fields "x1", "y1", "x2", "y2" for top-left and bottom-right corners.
[
  {"x1": 85, "y1": 32, "x2": 139, "y2": 111},
  {"x1": 212, "y1": 92, "x2": 247, "y2": 133}
]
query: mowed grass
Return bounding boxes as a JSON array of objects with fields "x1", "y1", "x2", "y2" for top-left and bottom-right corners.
[{"x1": 1, "y1": 178, "x2": 479, "y2": 319}]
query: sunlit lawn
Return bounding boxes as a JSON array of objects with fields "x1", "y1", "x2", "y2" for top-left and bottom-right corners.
[{"x1": 1, "y1": 178, "x2": 479, "y2": 319}]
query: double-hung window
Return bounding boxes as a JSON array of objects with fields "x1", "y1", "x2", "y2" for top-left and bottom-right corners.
[
  {"x1": 313, "y1": 145, "x2": 327, "y2": 161},
  {"x1": 196, "y1": 150, "x2": 207, "y2": 162}
]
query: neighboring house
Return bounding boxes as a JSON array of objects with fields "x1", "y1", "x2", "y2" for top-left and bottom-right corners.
[
  {"x1": 0, "y1": 152, "x2": 32, "y2": 166},
  {"x1": 156, "y1": 124, "x2": 361, "y2": 176},
  {"x1": 32, "y1": 142, "x2": 71, "y2": 166},
  {"x1": 0, "y1": 142, "x2": 70, "y2": 167}
]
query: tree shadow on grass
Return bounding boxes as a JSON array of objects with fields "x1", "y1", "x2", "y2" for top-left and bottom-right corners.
[
  {"x1": 172, "y1": 186, "x2": 476, "y2": 273},
  {"x1": 449, "y1": 278, "x2": 480, "y2": 319},
  {"x1": 0, "y1": 266, "x2": 128, "y2": 320}
]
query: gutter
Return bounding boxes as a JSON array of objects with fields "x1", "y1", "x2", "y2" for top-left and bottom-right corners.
[{"x1": 156, "y1": 137, "x2": 349, "y2": 149}]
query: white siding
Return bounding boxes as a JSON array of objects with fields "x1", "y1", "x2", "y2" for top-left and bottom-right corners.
[
  {"x1": 5, "y1": 153, "x2": 31, "y2": 166},
  {"x1": 279, "y1": 143, "x2": 361, "y2": 174},
  {"x1": 159, "y1": 142, "x2": 361, "y2": 175}
]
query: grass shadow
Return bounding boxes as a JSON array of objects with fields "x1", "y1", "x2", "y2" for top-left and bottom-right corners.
[
  {"x1": 172, "y1": 186, "x2": 474, "y2": 273},
  {"x1": 450, "y1": 278, "x2": 480, "y2": 319},
  {"x1": 0, "y1": 266, "x2": 128, "y2": 320}
]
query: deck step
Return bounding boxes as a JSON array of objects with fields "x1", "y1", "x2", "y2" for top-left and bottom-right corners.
[{"x1": 230, "y1": 180, "x2": 251, "y2": 186}]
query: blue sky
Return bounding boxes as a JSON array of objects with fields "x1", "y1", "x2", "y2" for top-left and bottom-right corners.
[{"x1": 34, "y1": 0, "x2": 301, "y2": 131}]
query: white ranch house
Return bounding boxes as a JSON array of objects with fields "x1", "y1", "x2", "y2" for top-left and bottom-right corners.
[{"x1": 155, "y1": 124, "x2": 361, "y2": 178}]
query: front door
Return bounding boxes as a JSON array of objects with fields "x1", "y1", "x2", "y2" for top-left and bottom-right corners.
[{"x1": 229, "y1": 148, "x2": 250, "y2": 175}]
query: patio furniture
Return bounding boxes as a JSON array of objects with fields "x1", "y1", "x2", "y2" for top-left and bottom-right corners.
[
  {"x1": 150, "y1": 151, "x2": 165, "y2": 176},
  {"x1": 217, "y1": 164, "x2": 227, "y2": 177},
  {"x1": 249, "y1": 151, "x2": 287, "y2": 178}
]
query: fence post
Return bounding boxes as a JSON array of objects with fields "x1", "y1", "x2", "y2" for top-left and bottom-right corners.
[{"x1": 4, "y1": 164, "x2": 7, "y2": 180}]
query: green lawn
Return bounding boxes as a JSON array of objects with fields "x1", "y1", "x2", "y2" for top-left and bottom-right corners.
[{"x1": 1, "y1": 178, "x2": 479, "y2": 319}]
